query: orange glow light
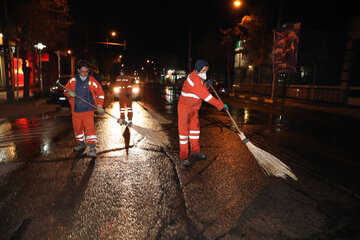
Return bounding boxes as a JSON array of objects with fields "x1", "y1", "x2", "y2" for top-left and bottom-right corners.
[{"x1": 234, "y1": 1, "x2": 241, "y2": 7}]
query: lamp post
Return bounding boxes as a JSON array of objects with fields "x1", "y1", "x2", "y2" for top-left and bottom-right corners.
[
  {"x1": 34, "y1": 43, "x2": 46, "y2": 91},
  {"x1": 95, "y1": 31, "x2": 126, "y2": 50},
  {"x1": 107, "y1": 31, "x2": 116, "y2": 48},
  {"x1": 233, "y1": 0, "x2": 242, "y2": 22}
]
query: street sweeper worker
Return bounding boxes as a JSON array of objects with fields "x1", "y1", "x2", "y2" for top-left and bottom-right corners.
[
  {"x1": 64, "y1": 60, "x2": 105, "y2": 157},
  {"x1": 177, "y1": 59, "x2": 229, "y2": 167},
  {"x1": 115, "y1": 69, "x2": 133, "y2": 121}
]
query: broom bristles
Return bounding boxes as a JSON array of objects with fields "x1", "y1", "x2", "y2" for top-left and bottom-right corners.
[
  {"x1": 131, "y1": 124, "x2": 169, "y2": 146},
  {"x1": 238, "y1": 134, "x2": 298, "y2": 180}
]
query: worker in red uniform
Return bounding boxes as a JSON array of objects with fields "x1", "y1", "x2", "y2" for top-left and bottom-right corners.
[
  {"x1": 178, "y1": 59, "x2": 229, "y2": 167},
  {"x1": 64, "y1": 60, "x2": 105, "y2": 157},
  {"x1": 115, "y1": 69, "x2": 133, "y2": 121}
]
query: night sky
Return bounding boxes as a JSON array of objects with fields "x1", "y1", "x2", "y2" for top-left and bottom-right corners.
[{"x1": 69, "y1": 0, "x2": 359, "y2": 71}]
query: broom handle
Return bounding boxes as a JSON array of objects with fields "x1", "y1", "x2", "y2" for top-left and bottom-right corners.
[
  {"x1": 210, "y1": 85, "x2": 243, "y2": 135},
  {"x1": 56, "y1": 80, "x2": 119, "y2": 121}
]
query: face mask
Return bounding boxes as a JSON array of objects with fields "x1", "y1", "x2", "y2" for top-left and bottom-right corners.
[
  {"x1": 198, "y1": 72, "x2": 207, "y2": 80},
  {"x1": 80, "y1": 75, "x2": 87, "y2": 81}
]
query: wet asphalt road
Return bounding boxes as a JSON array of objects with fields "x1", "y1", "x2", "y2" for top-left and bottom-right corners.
[{"x1": 0, "y1": 83, "x2": 359, "y2": 239}]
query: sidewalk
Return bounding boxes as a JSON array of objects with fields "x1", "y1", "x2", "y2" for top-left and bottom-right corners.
[
  {"x1": 227, "y1": 93, "x2": 360, "y2": 119},
  {"x1": 0, "y1": 90, "x2": 60, "y2": 120}
]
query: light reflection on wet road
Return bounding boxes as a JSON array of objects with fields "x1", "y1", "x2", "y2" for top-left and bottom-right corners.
[
  {"x1": 0, "y1": 84, "x2": 359, "y2": 239},
  {"x1": 0, "y1": 112, "x2": 71, "y2": 163}
]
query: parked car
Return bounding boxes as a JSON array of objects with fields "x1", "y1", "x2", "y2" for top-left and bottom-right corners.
[
  {"x1": 48, "y1": 76, "x2": 71, "y2": 106},
  {"x1": 113, "y1": 78, "x2": 141, "y2": 100}
]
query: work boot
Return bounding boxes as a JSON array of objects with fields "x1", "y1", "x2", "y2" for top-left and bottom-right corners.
[
  {"x1": 191, "y1": 152, "x2": 206, "y2": 160},
  {"x1": 73, "y1": 141, "x2": 86, "y2": 152},
  {"x1": 181, "y1": 158, "x2": 191, "y2": 167},
  {"x1": 87, "y1": 147, "x2": 97, "y2": 157}
]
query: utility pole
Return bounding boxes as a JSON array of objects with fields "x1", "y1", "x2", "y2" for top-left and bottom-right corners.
[
  {"x1": 55, "y1": 51, "x2": 61, "y2": 78},
  {"x1": 271, "y1": 0, "x2": 283, "y2": 102},
  {"x1": 187, "y1": 24, "x2": 192, "y2": 73}
]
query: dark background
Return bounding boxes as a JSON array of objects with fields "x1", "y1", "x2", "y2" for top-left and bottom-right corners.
[{"x1": 68, "y1": 0, "x2": 359, "y2": 72}]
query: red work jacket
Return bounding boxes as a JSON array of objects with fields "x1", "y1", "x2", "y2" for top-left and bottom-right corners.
[
  {"x1": 178, "y1": 71, "x2": 224, "y2": 110},
  {"x1": 115, "y1": 74, "x2": 132, "y2": 95},
  {"x1": 64, "y1": 75, "x2": 105, "y2": 112}
]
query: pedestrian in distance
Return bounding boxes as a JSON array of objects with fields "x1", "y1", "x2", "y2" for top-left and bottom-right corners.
[
  {"x1": 64, "y1": 60, "x2": 105, "y2": 157},
  {"x1": 115, "y1": 69, "x2": 133, "y2": 121},
  {"x1": 177, "y1": 59, "x2": 229, "y2": 167}
]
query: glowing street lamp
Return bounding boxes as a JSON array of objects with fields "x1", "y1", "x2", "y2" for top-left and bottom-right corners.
[
  {"x1": 233, "y1": 1, "x2": 242, "y2": 22},
  {"x1": 234, "y1": 0, "x2": 241, "y2": 7},
  {"x1": 34, "y1": 43, "x2": 46, "y2": 91},
  {"x1": 107, "y1": 31, "x2": 117, "y2": 48}
]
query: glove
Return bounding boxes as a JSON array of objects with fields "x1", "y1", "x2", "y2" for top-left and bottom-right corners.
[
  {"x1": 222, "y1": 103, "x2": 229, "y2": 112},
  {"x1": 206, "y1": 79, "x2": 213, "y2": 88},
  {"x1": 97, "y1": 105, "x2": 105, "y2": 115},
  {"x1": 68, "y1": 90, "x2": 75, "y2": 98}
]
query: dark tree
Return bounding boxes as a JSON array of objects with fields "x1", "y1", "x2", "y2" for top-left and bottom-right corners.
[{"x1": 7, "y1": 0, "x2": 72, "y2": 100}]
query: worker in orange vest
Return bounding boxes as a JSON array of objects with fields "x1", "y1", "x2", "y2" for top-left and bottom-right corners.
[
  {"x1": 115, "y1": 69, "x2": 133, "y2": 121},
  {"x1": 177, "y1": 59, "x2": 228, "y2": 167},
  {"x1": 64, "y1": 60, "x2": 105, "y2": 157}
]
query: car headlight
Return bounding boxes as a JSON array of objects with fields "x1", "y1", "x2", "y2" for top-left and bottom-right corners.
[
  {"x1": 114, "y1": 87, "x2": 120, "y2": 93},
  {"x1": 132, "y1": 87, "x2": 139, "y2": 93},
  {"x1": 135, "y1": 80, "x2": 139, "y2": 84}
]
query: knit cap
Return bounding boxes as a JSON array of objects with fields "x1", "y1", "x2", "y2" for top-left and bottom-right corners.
[{"x1": 194, "y1": 59, "x2": 209, "y2": 72}]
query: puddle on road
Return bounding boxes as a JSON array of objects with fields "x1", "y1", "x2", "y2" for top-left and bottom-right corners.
[
  {"x1": 0, "y1": 111, "x2": 71, "y2": 163},
  {"x1": 96, "y1": 101, "x2": 164, "y2": 160}
]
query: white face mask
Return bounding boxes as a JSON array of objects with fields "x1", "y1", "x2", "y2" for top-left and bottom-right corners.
[
  {"x1": 80, "y1": 75, "x2": 87, "y2": 81},
  {"x1": 198, "y1": 72, "x2": 207, "y2": 80}
]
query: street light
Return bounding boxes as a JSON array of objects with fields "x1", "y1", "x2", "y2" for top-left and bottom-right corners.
[
  {"x1": 234, "y1": 0, "x2": 241, "y2": 7},
  {"x1": 107, "y1": 31, "x2": 116, "y2": 48},
  {"x1": 233, "y1": 0, "x2": 242, "y2": 22},
  {"x1": 34, "y1": 43, "x2": 46, "y2": 91}
]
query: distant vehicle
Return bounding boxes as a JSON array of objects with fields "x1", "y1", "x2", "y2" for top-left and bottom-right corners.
[
  {"x1": 49, "y1": 76, "x2": 71, "y2": 107},
  {"x1": 113, "y1": 78, "x2": 141, "y2": 100}
]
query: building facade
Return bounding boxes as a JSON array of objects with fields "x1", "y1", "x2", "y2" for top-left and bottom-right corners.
[{"x1": 233, "y1": 17, "x2": 360, "y2": 106}]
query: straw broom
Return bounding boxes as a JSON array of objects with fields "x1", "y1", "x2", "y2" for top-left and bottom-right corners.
[
  {"x1": 210, "y1": 85, "x2": 297, "y2": 180},
  {"x1": 135, "y1": 100, "x2": 172, "y2": 124},
  {"x1": 57, "y1": 80, "x2": 168, "y2": 146}
]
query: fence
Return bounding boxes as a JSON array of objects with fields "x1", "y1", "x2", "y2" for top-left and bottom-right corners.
[{"x1": 233, "y1": 83, "x2": 345, "y2": 104}]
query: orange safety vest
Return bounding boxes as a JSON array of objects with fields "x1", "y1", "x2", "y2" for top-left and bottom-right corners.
[
  {"x1": 178, "y1": 71, "x2": 223, "y2": 110},
  {"x1": 115, "y1": 74, "x2": 132, "y2": 95},
  {"x1": 64, "y1": 75, "x2": 105, "y2": 112}
]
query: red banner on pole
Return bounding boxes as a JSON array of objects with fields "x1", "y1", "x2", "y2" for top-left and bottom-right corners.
[{"x1": 273, "y1": 23, "x2": 301, "y2": 73}]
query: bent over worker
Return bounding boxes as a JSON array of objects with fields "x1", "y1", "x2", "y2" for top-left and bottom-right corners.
[
  {"x1": 115, "y1": 69, "x2": 133, "y2": 121},
  {"x1": 177, "y1": 59, "x2": 229, "y2": 167},
  {"x1": 64, "y1": 60, "x2": 105, "y2": 157}
]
